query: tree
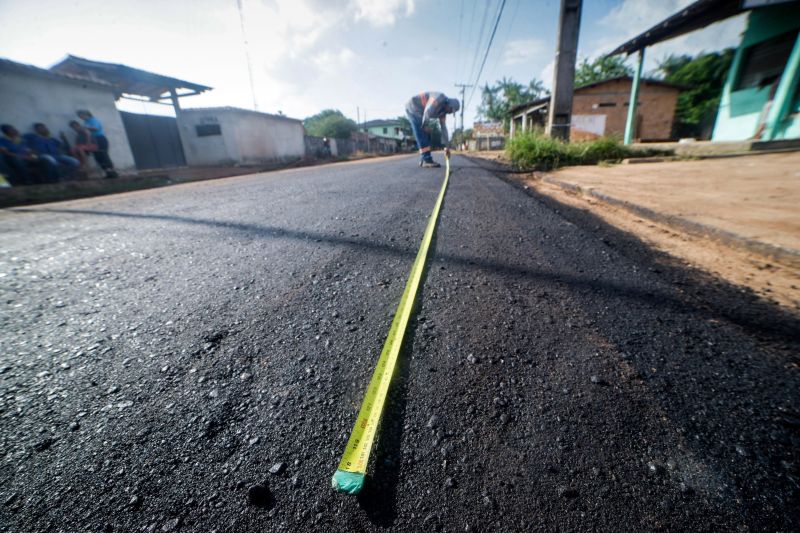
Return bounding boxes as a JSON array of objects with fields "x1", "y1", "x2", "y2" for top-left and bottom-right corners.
[
  {"x1": 574, "y1": 56, "x2": 633, "y2": 86},
  {"x1": 303, "y1": 109, "x2": 358, "y2": 138},
  {"x1": 657, "y1": 49, "x2": 735, "y2": 137},
  {"x1": 477, "y1": 77, "x2": 550, "y2": 128},
  {"x1": 395, "y1": 115, "x2": 412, "y2": 136},
  {"x1": 451, "y1": 127, "x2": 474, "y2": 147},
  {"x1": 656, "y1": 54, "x2": 692, "y2": 78}
]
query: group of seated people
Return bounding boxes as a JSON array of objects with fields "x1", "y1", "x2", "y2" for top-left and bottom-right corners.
[{"x1": 0, "y1": 109, "x2": 117, "y2": 187}]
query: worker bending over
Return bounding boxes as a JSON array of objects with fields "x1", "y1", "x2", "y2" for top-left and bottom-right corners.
[{"x1": 405, "y1": 92, "x2": 460, "y2": 168}]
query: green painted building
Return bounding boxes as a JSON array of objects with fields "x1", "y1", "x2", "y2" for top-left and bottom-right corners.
[
  {"x1": 362, "y1": 119, "x2": 410, "y2": 141},
  {"x1": 713, "y1": 2, "x2": 800, "y2": 141},
  {"x1": 610, "y1": 0, "x2": 800, "y2": 144}
]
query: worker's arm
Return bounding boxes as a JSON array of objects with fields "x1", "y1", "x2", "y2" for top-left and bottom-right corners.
[
  {"x1": 439, "y1": 116, "x2": 449, "y2": 146},
  {"x1": 421, "y1": 93, "x2": 445, "y2": 125}
]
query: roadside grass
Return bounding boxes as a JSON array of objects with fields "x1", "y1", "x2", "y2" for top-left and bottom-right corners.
[{"x1": 506, "y1": 132, "x2": 669, "y2": 170}]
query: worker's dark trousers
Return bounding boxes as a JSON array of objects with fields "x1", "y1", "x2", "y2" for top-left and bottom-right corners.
[{"x1": 92, "y1": 135, "x2": 115, "y2": 172}]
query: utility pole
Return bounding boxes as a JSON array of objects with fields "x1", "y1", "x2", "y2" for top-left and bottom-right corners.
[
  {"x1": 454, "y1": 83, "x2": 473, "y2": 133},
  {"x1": 547, "y1": 0, "x2": 582, "y2": 141}
]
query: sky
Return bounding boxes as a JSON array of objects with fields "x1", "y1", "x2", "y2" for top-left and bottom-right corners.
[{"x1": 1, "y1": 0, "x2": 746, "y2": 130}]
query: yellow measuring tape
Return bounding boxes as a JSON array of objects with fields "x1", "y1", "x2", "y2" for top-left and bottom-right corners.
[{"x1": 331, "y1": 155, "x2": 450, "y2": 494}]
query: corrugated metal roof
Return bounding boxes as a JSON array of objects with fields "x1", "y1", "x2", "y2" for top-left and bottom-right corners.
[
  {"x1": 0, "y1": 57, "x2": 112, "y2": 89},
  {"x1": 607, "y1": 0, "x2": 748, "y2": 56},
  {"x1": 50, "y1": 55, "x2": 211, "y2": 100}
]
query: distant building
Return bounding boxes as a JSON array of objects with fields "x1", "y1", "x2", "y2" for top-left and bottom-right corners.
[
  {"x1": 0, "y1": 57, "x2": 136, "y2": 170},
  {"x1": 608, "y1": 0, "x2": 800, "y2": 143},
  {"x1": 473, "y1": 122, "x2": 505, "y2": 137},
  {"x1": 470, "y1": 121, "x2": 506, "y2": 151},
  {"x1": 509, "y1": 77, "x2": 682, "y2": 142},
  {"x1": 177, "y1": 107, "x2": 305, "y2": 166},
  {"x1": 362, "y1": 119, "x2": 409, "y2": 140}
]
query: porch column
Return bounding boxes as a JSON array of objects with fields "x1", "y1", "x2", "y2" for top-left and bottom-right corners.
[
  {"x1": 763, "y1": 32, "x2": 800, "y2": 141},
  {"x1": 169, "y1": 88, "x2": 181, "y2": 115},
  {"x1": 510, "y1": 116, "x2": 516, "y2": 138},
  {"x1": 624, "y1": 48, "x2": 645, "y2": 145}
]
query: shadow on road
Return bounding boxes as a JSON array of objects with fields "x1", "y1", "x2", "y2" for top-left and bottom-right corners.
[{"x1": 16, "y1": 205, "x2": 800, "y2": 342}]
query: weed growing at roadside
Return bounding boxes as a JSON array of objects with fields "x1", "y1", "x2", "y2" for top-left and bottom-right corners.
[{"x1": 506, "y1": 132, "x2": 664, "y2": 170}]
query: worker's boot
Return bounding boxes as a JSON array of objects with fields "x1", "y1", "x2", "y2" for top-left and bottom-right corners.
[{"x1": 419, "y1": 155, "x2": 440, "y2": 168}]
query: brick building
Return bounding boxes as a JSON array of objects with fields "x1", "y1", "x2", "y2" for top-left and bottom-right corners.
[{"x1": 509, "y1": 77, "x2": 682, "y2": 142}]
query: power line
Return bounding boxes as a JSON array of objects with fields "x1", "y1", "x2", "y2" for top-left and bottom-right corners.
[
  {"x1": 487, "y1": 0, "x2": 521, "y2": 82},
  {"x1": 454, "y1": 1, "x2": 465, "y2": 82},
  {"x1": 236, "y1": 0, "x2": 259, "y2": 111},
  {"x1": 466, "y1": 1, "x2": 493, "y2": 87},
  {"x1": 466, "y1": 0, "x2": 508, "y2": 109}
]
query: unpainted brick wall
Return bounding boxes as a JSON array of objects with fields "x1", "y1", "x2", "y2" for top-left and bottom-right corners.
[{"x1": 571, "y1": 79, "x2": 679, "y2": 141}]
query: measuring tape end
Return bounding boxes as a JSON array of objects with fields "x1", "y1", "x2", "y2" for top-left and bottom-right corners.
[{"x1": 331, "y1": 470, "x2": 365, "y2": 495}]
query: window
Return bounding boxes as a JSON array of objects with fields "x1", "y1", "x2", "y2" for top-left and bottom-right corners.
[
  {"x1": 594, "y1": 102, "x2": 616, "y2": 108},
  {"x1": 735, "y1": 29, "x2": 798, "y2": 90},
  {"x1": 196, "y1": 124, "x2": 221, "y2": 137},
  {"x1": 383, "y1": 127, "x2": 388, "y2": 134}
]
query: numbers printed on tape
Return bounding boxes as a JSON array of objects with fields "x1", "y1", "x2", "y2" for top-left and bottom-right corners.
[{"x1": 335, "y1": 157, "x2": 451, "y2": 476}]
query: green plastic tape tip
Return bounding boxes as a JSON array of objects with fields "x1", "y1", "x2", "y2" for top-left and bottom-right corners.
[{"x1": 331, "y1": 470, "x2": 365, "y2": 495}]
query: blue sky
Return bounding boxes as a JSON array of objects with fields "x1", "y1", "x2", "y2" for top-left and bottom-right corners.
[{"x1": 1, "y1": 0, "x2": 745, "y2": 129}]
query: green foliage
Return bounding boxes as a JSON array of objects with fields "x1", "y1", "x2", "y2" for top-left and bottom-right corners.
[
  {"x1": 303, "y1": 109, "x2": 358, "y2": 139},
  {"x1": 395, "y1": 115, "x2": 412, "y2": 135},
  {"x1": 506, "y1": 132, "x2": 641, "y2": 170},
  {"x1": 452, "y1": 128, "x2": 474, "y2": 145},
  {"x1": 657, "y1": 49, "x2": 735, "y2": 135},
  {"x1": 478, "y1": 77, "x2": 550, "y2": 125},
  {"x1": 575, "y1": 56, "x2": 633, "y2": 86}
]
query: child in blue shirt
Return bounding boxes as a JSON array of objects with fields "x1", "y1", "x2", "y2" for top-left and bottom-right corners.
[{"x1": 77, "y1": 110, "x2": 117, "y2": 178}]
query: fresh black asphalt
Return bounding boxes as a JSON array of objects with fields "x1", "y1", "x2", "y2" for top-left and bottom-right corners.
[{"x1": 1, "y1": 155, "x2": 798, "y2": 532}]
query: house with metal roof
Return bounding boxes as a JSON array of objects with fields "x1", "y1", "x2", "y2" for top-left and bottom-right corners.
[
  {"x1": 509, "y1": 77, "x2": 682, "y2": 142},
  {"x1": 0, "y1": 57, "x2": 136, "y2": 171}
]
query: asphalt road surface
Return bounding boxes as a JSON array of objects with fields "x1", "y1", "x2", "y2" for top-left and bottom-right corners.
[{"x1": 1, "y1": 155, "x2": 798, "y2": 532}]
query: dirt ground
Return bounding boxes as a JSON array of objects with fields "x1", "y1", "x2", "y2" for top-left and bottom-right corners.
[{"x1": 468, "y1": 151, "x2": 800, "y2": 312}]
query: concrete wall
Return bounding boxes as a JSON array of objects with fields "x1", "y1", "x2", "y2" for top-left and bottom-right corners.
[
  {"x1": 177, "y1": 108, "x2": 304, "y2": 166},
  {"x1": 572, "y1": 79, "x2": 679, "y2": 141},
  {"x1": 0, "y1": 67, "x2": 136, "y2": 170}
]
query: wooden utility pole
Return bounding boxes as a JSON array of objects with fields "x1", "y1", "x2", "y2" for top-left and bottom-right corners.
[
  {"x1": 454, "y1": 83, "x2": 473, "y2": 133},
  {"x1": 546, "y1": 0, "x2": 582, "y2": 141}
]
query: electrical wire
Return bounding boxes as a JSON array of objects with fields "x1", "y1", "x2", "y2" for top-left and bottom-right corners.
[
  {"x1": 236, "y1": 0, "x2": 259, "y2": 111},
  {"x1": 466, "y1": 0, "x2": 507, "y2": 110},
  {"x1": 466, "y1": 1, "x2": 493, "y2": 87},
  {"x1": 487, "y1": 0, "x2": 520, "y2": 82},
  {"x1": 454, "y1": 1, "x2": 465, "y2": 81}
]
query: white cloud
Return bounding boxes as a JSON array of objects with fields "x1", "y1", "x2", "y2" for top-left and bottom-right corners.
[
  {"x1": 352, "y1": 0, "x2": 415, "y2": 27},
  {"x1": 312, "y1": 47, "x2": 357, "y2": 73},
  {"x1": 502, "y1": 39, "x2": 547, "y2": 66}
]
